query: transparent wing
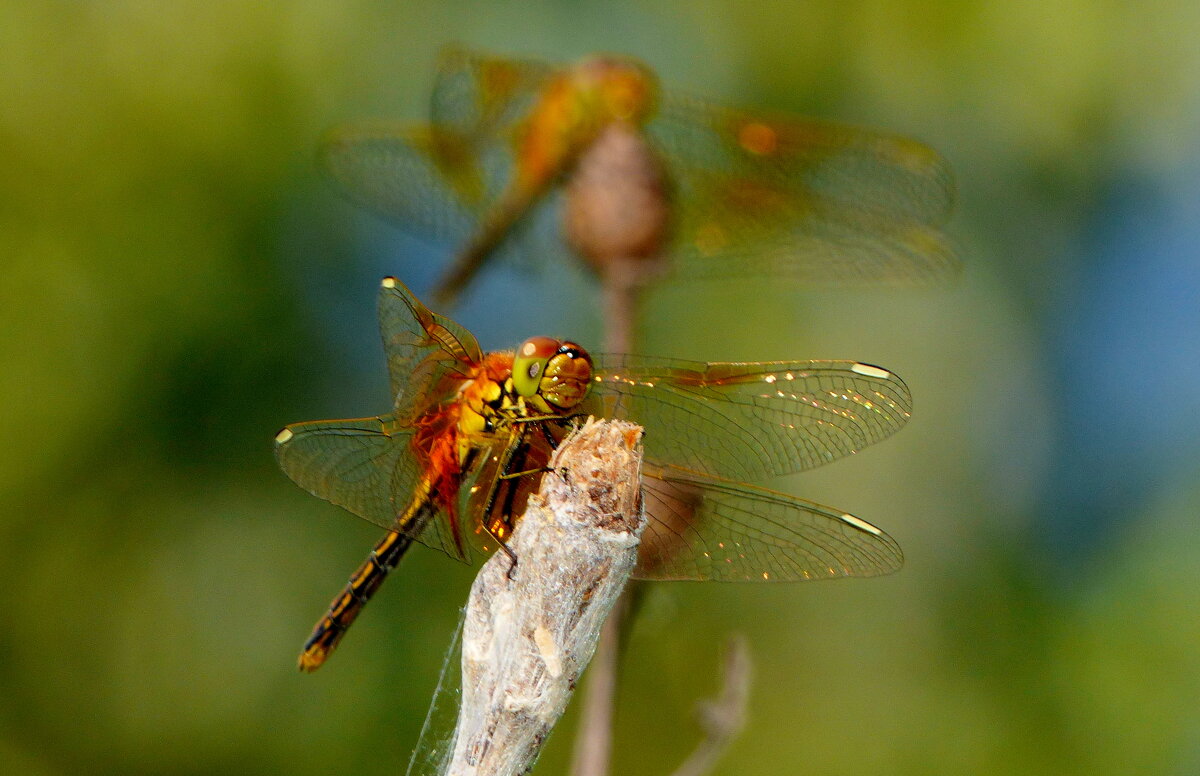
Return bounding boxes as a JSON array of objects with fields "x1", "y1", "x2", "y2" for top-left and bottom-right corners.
[
  {"x1": 587, "y1": 356, "x2": 911, "y2": 482},
  {"x1": 634, "y1": 463, "x2": 902, "y2": 582},
  {"x1": 320, "y1": 121, "x2": 506, "y2": 233},
  {"x1": 650, "y1": 92, "x2": 959, "y2": 286},
  {"x1": 274, "y1": 415, "x2": 469, "y2": 562},
  {"x1": 430, "y1": 46, "x2": 554, "y2": 141},
  {"x1": 319, "y1": 48, "x2": 552, "y2": 236},
  {"x1": 319, "y1": 124, "x2": 574, "y2": 295},
  {"x1": 377, "y1": 277, "x2": 483, "y2": 415}
]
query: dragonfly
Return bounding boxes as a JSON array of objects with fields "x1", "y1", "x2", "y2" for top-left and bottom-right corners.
[
  {"x1": 275, "y1": 277, "x2": 909, "y2": 671},
  {"x1": 321, "y1": 47, "x2": 958, "y2": 317}
]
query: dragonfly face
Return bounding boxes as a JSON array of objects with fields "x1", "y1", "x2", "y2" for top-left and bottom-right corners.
[
  {"x1": 320, "y1": 47, "x2": 957, "y2": 306},
  {"x1": 276, "y1": 278, "x2": 908, "y2": 670},
  {"x1": 511, "y1": 335, "x2": 593, "y2": 413},
  {"x1": 572, "y1": 55, "x2": 659, "y2": 124}
]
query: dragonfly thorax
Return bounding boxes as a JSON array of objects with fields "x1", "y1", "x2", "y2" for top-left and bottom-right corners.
[{"x1": 516, "y1": 57, "x2": 659, "y2": 194}]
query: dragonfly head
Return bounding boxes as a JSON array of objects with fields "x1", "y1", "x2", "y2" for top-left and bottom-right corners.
[
  {"x1": 573, "y1": 55, "x2": 659, "y2": 126},
  {"x1": 512, "y1": 336, "x2": 593, "y2": 412}
]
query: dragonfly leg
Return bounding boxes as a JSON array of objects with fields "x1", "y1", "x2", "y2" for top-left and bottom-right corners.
[
  {"x1": 511, "y1": 412, "x2": 582, "y2": 425},
  {"x1": 483, "y1": 520, "x2": 519, "y2": 578},
  {"x1": 535, "y1": 419, "x2": 563, "y2": 449},
  {"x1": 498, "y1": 465, "x2": 553, "y2": 480}
]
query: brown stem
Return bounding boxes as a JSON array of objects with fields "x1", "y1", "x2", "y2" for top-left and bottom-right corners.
[
  {"x1": 567, "y1": 591, "x2": 630, "y2": 776},
  {"x1": 599, "y1": 254, "x2": 667, "y2": 354}
]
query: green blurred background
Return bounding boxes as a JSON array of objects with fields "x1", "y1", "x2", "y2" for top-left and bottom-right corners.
[{"x1": 5, "y1": 1, "x2": 1200, "y2": 774}]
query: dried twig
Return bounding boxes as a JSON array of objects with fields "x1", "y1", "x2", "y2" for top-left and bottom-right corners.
[{"x1": 442, "y1": 418, "x2": 646, "y2": 776}]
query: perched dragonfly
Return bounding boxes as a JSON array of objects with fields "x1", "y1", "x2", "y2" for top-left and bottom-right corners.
[
  {"x1": 276, "y1": 278, "x2": 909, "y2": 671},
  {"x1": 321, "y1": 47, "x2": 957, "y2": 315}
]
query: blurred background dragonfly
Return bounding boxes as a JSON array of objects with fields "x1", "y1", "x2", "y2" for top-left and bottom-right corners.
[
  {"x1": 6, "y1": 3, "x2": 1200, "y2": 775},
  {"x1": 322, "y1": 47, "x2": 957, "y2": 350}
]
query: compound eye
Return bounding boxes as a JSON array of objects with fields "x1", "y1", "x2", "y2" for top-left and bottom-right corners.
[
  {"x1": 539, "y1": 341, "x2": 593, "y2": 410},
  {"x1": 512, "y1": 336, "x2": 560, "y2": 397}
]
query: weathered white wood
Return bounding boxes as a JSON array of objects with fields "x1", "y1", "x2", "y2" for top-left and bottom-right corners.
[{"x1": 444, "y1": 418, "x2": 646, "y2": 776}]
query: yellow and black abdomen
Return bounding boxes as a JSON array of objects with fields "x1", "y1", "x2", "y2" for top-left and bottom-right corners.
[{"x1": 297, "y1": 508, "x2": 430, "y2": 672}]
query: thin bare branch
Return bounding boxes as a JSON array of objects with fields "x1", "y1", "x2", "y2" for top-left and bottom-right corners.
[{"x1": 668, "y1": 636, "x2": 754, "y2": 776}]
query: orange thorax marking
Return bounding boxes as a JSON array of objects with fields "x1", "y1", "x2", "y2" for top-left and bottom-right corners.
[
  {"x1": 515, "y1": 75, "x2": 585, "y2": 193},
  {"x1": 410, "y1": 352, "x2": 516, "y2": 518}
]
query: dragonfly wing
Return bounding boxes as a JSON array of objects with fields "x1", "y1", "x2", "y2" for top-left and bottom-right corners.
[
  {"x1": 320, "y1": 47, "x2": 551, "y2": 233},
  {"x1": 321, "y1": 128, "x2": 577, "y2": 300},
  {"x1": 320, "y1": 121, "x2": 504, "y2": 230},
  {"x1": 431, "y1": 46, "x2": 554, "y2": 140},
  {"x1": 634, "y1": 463, "x2": 902, "y2": 582},
  {"x1": 428, "y1": 48, "x2": 587, "y2": 297},
  {"x1": 378, "y1": 277, "x2": 483, "y2": 414},
  {"x1": 274, "y1": 415, "x2": 469, "y2": 562},
  {"x1": 650, "y1": 92, "x2": 958, "y2": 285},
  {"x1": 588, "y1": 355, "x2": 911, "y2": 482}
]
